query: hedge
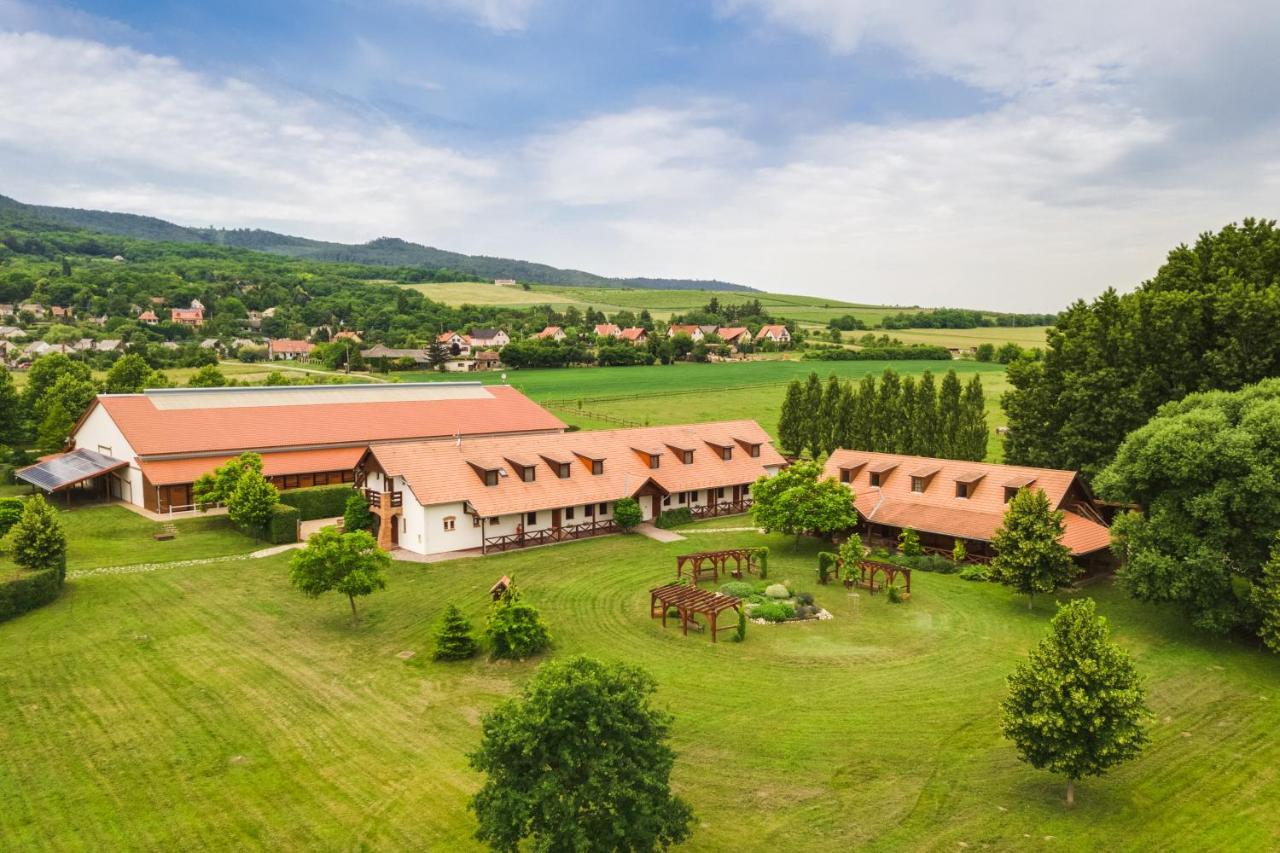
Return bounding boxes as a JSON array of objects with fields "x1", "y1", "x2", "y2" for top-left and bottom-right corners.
[
  {"x1": 279, "y1": 484, "x2": 357, "y2": 521},
  {"x1": 265, "y1": 504, "x2": 301, "y2": 544},
  {"x1": 0, "y1": 556, "x2": 65, "y2": 624},
  {"x1": 654, "y1": 507, "x2": 694, "y2": 529}
]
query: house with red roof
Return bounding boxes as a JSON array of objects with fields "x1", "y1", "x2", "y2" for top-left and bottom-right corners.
[
  {"x1": 268, "y1": 339, "x2": 314, "y2": 360},
  {"x1": 138, "y1": 310, "x2": 159, "y2": 325},
  {"x1": 754, "y1": 324, "x2": 791, "y2": 344},
  {"x1": 437, "y1": 330, "x2": 471, "y2": 357},
  {"x1": 593, "y1": 323, "x2": 622, "y2": 338},
  {"x1": 535, "y1": 326, "x2": 566, "y2": 341},
  {"x1": 717, "y1": 327, "x2": 750, "y2": 346},
  {"x1": 619, "y1": 327, "x2": 648, "y2": 346},
  {"x1": 171, "y1": 305, "x2": 205, "y2": 326}
]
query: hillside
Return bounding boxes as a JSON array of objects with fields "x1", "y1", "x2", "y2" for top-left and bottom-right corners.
[{"x1": 0, "y1": 194, "x2": 754, "y2": 291}]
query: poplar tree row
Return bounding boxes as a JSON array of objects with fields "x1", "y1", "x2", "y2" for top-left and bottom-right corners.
[{"x1": 777, "y1": 368, "x2": 989, "y2": 461}]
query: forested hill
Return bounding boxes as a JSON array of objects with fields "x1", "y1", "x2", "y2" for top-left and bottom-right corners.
[{"x1": 0, "y1": 194, "x2": 753, "y2": 292}]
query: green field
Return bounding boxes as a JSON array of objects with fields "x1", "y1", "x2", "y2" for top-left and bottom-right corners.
[
  {"x1": 2, "y1": 527, "x2": 1277, "y2": 849},
  {"x1": 842, "y1": 326, "x2": 1053, "y2": 350},
  {"x1": 7, "y1": 361, "x2": 353, "y2": 390}
]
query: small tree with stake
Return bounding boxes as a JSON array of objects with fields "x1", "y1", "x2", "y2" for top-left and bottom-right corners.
[
  {"x1": 1002, "y1": 598, "x2": 1149, "y2": 807},
  {"x1": 289, "y1": 528, "x2": 389, "y2": 626},
  {"x1": 613, "y1": 497, "x2": 643, "y2": 533},
  {"x1": 433, "y1": 604, "x2": 478, "y2": 661},
  {"x1": 991, "y1": 487, "x2": 1077, "y2": 609}
]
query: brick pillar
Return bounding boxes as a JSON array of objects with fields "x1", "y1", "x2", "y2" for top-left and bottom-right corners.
[{"x1": 376, "y1": 493, "x2": 395, "y2": 550}]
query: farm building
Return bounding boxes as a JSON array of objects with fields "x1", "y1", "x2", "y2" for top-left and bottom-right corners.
[
  {"x1": 19, "y1": 383, "x2": 566, "y2": 513},
  {"x1": 357, "y1": 421, "x2": 784, "y2": 554},
  {"x1": 823, "y1": 450, "x2": 1112, "y2": 568}
]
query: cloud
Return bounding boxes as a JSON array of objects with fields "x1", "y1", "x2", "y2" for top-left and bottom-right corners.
[{"x1": 400, "y1": 0, "x2": 538, "y2": 32}]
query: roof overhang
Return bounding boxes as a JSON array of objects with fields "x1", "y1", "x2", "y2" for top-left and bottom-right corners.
[{"x1": 16, "y1": 448, "x2": 128, "y2": 493}]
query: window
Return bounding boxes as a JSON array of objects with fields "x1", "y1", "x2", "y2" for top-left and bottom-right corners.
[
  {"x1": 558, "y1": 463, "x2": 571, "y2": 479},
  {"x1": 521, "y1": 466, "x2": 536, "y2": 483},
  {"x1": 911, "y1": 476, "x2": 926, "y2": 493},
  {"x1": 649, "y1": 454, "x2": 661, "y2": 470},
  {"x1": 677, "y1": 492, "x2": 688, "y2": 505},
  {"x1": 472, "y1": 516, "x2": 481, "y2": 527},
  {"x1": 721, "y1": 447, "x2": 733, "y2": 461},
  {"x1": 489, "y1": 516, "x2": 500, "y2": 526},
  {"x1": 599, "y1": 502, "x2": 608, "y2": 515},
  {"x1": 97, "y1": 444, "x2": 112, "y2": 456},
  {"x1": 443, "y1": 516, "x2": 456, "y2": 531},
  {"x1": 662, "y1": 495, "x2": 671, "y2": 507},
  {"x1": 682, "y1": 450, "x2": 693, "y2": 464},
  {"x1": 839, "y1": 468, "x2": 852, "y2": 483},
  {"x1": 956, "y1": 482, "x2": 970, "y2": 499},
  {"x1": 1004, "y1": 487, "x2": 1018, "y2": 503},
  {"x1": 586, "y1": 504, "x2": 595, "y2": 517},
  {"x1": 749, "y1": 444, "x2": 761, "y2": 458},
  {"x1": 869, "y1": 472, "x2": 881, "y2": 487},
  {"x1": 591, "y1": 460, "x2": 603, "y2": 475},
  {"x1": 526, "y1": 511, "x2": 537, "y2": 526},
  {"x1": 566, "y1": 506, "x2": 575, "y2": 520},
  {"x1": 716, "y1": 487, "x2": 726, "y2": 500},
  {"x1": 484, "y1": 470, "x2": 498, "y2": 486},
  {"x1": 402, "y1": 517, "x2": 407, "y2": 533}
]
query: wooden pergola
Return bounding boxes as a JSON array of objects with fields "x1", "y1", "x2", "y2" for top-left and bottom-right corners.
[
  {"x1": 649, "y1": 584, "x2": 742, "y2": 642},
  {"x1": 851, "y1": 559, "x2": 912, "y2": 595},
  {"x1": 675, "y1": 549, "x2": 760, "y2": 584}
]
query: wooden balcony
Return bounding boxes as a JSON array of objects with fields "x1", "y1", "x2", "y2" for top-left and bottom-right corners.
[
  {"x1": 483, "y1": 518, "x2": 618, "y2": 554},
  {"x1": 364, "y1": 488, "x2": 402, "y2": 509}
]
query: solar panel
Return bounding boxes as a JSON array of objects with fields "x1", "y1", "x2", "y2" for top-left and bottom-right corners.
[{"x1": 16, "y1": 448, "x2": 126, "y2": 492}]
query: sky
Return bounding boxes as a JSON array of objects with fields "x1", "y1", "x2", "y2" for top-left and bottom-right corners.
[{"x1": 1, "y1": 1, "x2": 1278, "y2": 311}]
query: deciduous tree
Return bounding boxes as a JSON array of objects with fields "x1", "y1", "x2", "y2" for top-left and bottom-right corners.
[
  {"x1": 289, "y1": 527, "x2": 389, "y2": 625},
  {"x1": 1001, "y1": 598, "x2": 1149, "y2": 806},
  {"x1": 751, "y1": 460, "x2": 857, "y2": 548},
  {"x1": 613, "y1": 496, "x2": 643, "y2": 532},
  {"x1": 991, "y1": 487, "x2": 1077, "y2": 609},
  {"x1": 469, "y1": 655, "x2": 693, "y2": 852},
  {"x1": 226, "y1": 468, "x2": 279, "y2": 531}
]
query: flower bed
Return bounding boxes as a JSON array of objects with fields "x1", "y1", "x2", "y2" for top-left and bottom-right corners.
[{"x1": 719, "y1": 579, "x2": 831, "y2": 624}]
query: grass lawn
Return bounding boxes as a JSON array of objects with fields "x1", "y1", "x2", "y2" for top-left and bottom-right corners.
[
  {"x1": 0, "y1": 505, "x2": 262, "y2": 573},
  {"x1": 7, "y1": 361, "x2": 351, "y2": 390},
  {"x1": 1, "y1": 529, "x2": 1277, "y2": 849}
]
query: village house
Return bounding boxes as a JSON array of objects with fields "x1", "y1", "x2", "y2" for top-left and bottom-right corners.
[
  {"x1": 469, "y1": 328, "x2": 510, "y2": 348},
  {"x1": 823, "y1": 450, "x2": 1112, "y2": 569},
  {"x1": 357, "y1": 420, "x2": 784, "y2": 554},
  {"x1": 268, "y1": 338, "x2": 314, "y2": 361},
  {"x1": 755, "y1": 324, "x2": 791, "y2": 344},
  {"x1": 171, "y1": 306, "x2": 204, "y2": 327},
  {"x1": 494, "y1": 278, "x2": 517, "y2": 287},
  {"x1": 360, "y1": 344, "x2": 431, "y2": 367},
  {"x1": 667, "y1": 324, "x2": 706, "y2": 341},
  {"x1": 20, "y1": 302, "x2": 46, "y2": 319},
  {"x1": 535, "y1": 325, "x2": 566, "y2": 341},
  {"x1": 475, "y1": 350, "x2": 502, "y2": 370},
  {"x1": 333, "y1": 330, "x2": 362, "y2": 344},
  {"x1": 138, "y1": 310, "x2": 159, "y2": 325},
  {"x1": 437, "y1": 331, "x2": 472, "y2": 357},
  {"x1": 17, "y1": 383, "x2": 567, "y2": 513},
  {"x1": 50, "y1": 305, "x2": 74, "y2": 320},
  {"x1": 717, "y1": 327, "x2": 751, "y2": 347},
  {"x1": 593, "y1": 323, "x2": 622, "y2": 338},
  {"x1": 95, "y1": 339, "x2": 122, "y2": 353},
  {"x1": 619, "y1": 327, "x2": 648, "y2": 346}
]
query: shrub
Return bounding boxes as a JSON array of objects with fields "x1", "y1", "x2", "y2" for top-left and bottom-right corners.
[
  {"x1": 952, "y1": 539, "x2": 967, "y2": 564},
  {"x1": 755, "y1": 547, "x2": 769, "y2": 579},
  {"x1": 0, "y1": 462, "x2": 13, "y2": 485},
  {"x1": 613, "y1": 497, "x2": 643, "y2": 533},
  {"x1": 817, "y1": 551, "x2": 837, "y2": 583},
  {"x1": 654, "y1": 507, "x2": 693, "y2": 529},
  {"x1": 959, "y1": 564, "x2": 991, "y2": 582},
  {"x1": 796, "y1": 591, "x2": 814, "y2": 607},
  {"x1": 279, "y1": 484, "x2": 356, "y2": 521},
  {"x1": 433, "y1": 604, "x2": 478, "y2": 661},
  {"x1": 887, "y1": 584, "x2": 906, "y2": 604},
  {"x1": 0, "y1": 562, "x2": 64, "y2": 624},
  {"x1": 903, "y1": 553, "x2": 958, "y2": 574},
  {"x1": 343, "y1": 492, "x2": 374, "y2": 533},
  {"x1": 488, "y1": 595, "x2": 552, "y2": 659},
  {"x1": 733, "y1": 607, "x2": 747, "y2": 642},
  {"x1": 764, "y1": 583, "x2": 790, "y2": 599},
  {"x1": 6, "y1": 494, "x2": 66, "y2": 572},
  {"x1": 0, "y1": 497, "x2": 23, "y2": 537},
  {"x1": 719, "y1": 581, "x2": 754, "y2": 599},
  {"x1": 795, "y1": 604, "x2": 817, "y2": 619},
  {"x1": 754, "y1": 602, "x2": 796, "y2": 622},
  {"x1": 898, "y1": 527, "x2": 924, "y2": 557},
  {"x1": 228, "y1": 470, "x2": 280, "y2": 533},
  {"x1": 265, "y1": 504, "x2": 300, "y2": 544}
]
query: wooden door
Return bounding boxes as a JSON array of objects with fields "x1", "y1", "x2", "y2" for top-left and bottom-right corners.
[
  {"x1": 391, "y1": 516, "x2": 400, "y2": 545},
  {"x1": 552, "y1": 508, "x2": 562, "y2": 529},
  {"x1": 651, "y1": 495, "x2": 661, "y2": 519}
]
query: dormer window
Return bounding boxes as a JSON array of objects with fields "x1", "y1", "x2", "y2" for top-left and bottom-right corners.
[
  {"x1": 1004, "y1": 487, "x2": 1018, "y2": 503},
  {"x1": 649, "y1": 454, "x2": 661, "y2": 470},
  {"x1": 869, "y1": 472, "x2": 882, "y2": 487},
  {"x1": 683, "y1": 450, "x2": 694, "y2": 464},
  {"x1": 955, "y1": 471, "x2": 986, "y2": 500},
  {"x1": 840, "y1": 469, "x2": 852, "y2": 483},
  {"x1": 1003, "y1": 475, "x2": 1035, "y2": 503},
  {"x1": 866, "y1": 461, "x2": 896, "y2": 487},
  {"x1": 911, "y1": 477, "x2": 927, "y2": 493},
  {"x1": 956, "y1": 482, "x2": 970, "y2": 499},
  {"x1": 558, "y1": 463, "x2": 571, "y2": 479},
  {"x1": 521, "y1": 467, "x2": 535, "y2": 482},
  {"x1": 592, "y1": 460, "x2": 604, "y2": 475},
  {"x1": 484, "y1": 469, "x2": 498, "y2": 486},
  {"x1": 748, "y1": 444, "x2": 760, "y2": 458},
  {"x1": 909, "y1": 465, "x2": 940, "y2": 494},
  {"x1": 720, "y1": 447, "x2": 733, "y2": 461}
]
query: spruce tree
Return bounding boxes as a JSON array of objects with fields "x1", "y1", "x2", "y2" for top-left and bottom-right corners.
[
  {"x1": 991, "y1": 488, "x2": 1078, "y2": 608},
  {"x1": 434, "y1": 604, "x2": 479, "y2": 661},
  {"x1": 900, "y1": 376, "x2": 917, "y2": 456},
  {"x1": 834, "y1": 380, "x2": 855, "y2": 450},
  {"x1": 802, "y1": 371, "x2": 824, "y2": 458},
  {"x1": 7, "y1": 493, "x2": 67, "y2": 572},
  {"x1": 913, "y1": 371, "x2": 940, "y2": 456},
  {"x1": 816, "y1": 374, "x2": 842, "y2": 456},
  {"x1": 0, "y1": 368, "x2": 23, "y2": 446},
  {"x1": 1002, "y1": 598, "x2": 1149, "y2": 806},
  {"x1": 873, "y1": 369, "x2": 902, "y2": 452},
  {"x1": 958, "y1": 374, "x2": 989, "y2": 460},
  {"x1": 776, "y1": 380, "x2": 805, "y2": 456},
  {"x1": 851, "y1": 374, "x2": 876, "y2": 450},
  {"x1": 938, "y1": 370, "x2": 962, "y2": 458}
]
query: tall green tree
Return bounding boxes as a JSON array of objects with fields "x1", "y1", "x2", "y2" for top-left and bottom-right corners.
[
  {"x1": 873, "y1": 369, "x2": 902, "y2": 452},
  {"x1": 938, "y1": 370, "x2": 962, "y2": 457},
  {"x1": 751, "y1": 460, "x2": 857, "y2": 548},
  {"x1": 850, "y1": 374, "x2": 876, "y2": 450},
  {"x1": 1255, "y1": 538, "x2": 1280, "y2": 655},
  {"x1": 776, "y1": 379, "x2": 806, "y2": 456},
  {"x1": 1097, "y1": 378, "x2": 1280, "y2": 640},
  {"x1": 21, "y1": 353, "x2": 91, "y2": 411},
  {"x1": 193, "y1": 452, "x2": 264, "y2": 507},
  {"x1": 1001, "y1": 598, "x2": 1149, "y2": 807},
  {"x1": 36, "y1": 402, "x2": 74, "y2": 454},
  {"x1": 899, "y1": 376, "x2": 917, "y2": 456},
  {"x1": 801, "y1": 372, "x2": 824, "y2": 458},
  {"x1": 991, "y1": 488, "x2": 1077, "y2": 609},
  {"x1": 289, "y1": 527, "x2": 389, "y2": 626},
  {"x1": 0, "y1": 368, "x2": 24, "y2": 445},
  {"x1": 37, "y1": 373, "x2": 98, "y2": 425},
  {"x1": 4, "y1": 494, "x2": 67, "y2": 572},
  {"x1": 226, "y1": 469, "x2": 279, "y2": 531},
  {"x1": 103, "y1": 353, "x2": 153, "y2": 393},
  {"x1": 833, "y1": 380, "x2": 855, "y2": 451},
  {"x1": 957, "y1": 374, "x2": 988, "y2": 460},
  {"x1": 816, "y1": 374, "x2": 842, "y2": 456},
  {"x1": 912, "y1": 370, "x2": 940, "y2": 456},
  {"x1": 469, "y1": 655, "x2": 694, "y2": 852}
]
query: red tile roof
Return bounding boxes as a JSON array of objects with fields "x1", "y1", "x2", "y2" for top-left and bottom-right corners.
[
  {"x1": 171, "y1": 307, "x2": 203, "y2": 321},
  {"x1": 366, "y1": 420, "x2": 785, "y2": 517},
  {"x1": 717, "y1": 326, "x2": 748, "y2": 341},
  {"x1": 88, "y1": 384, "x2": 566, "y2": 457},
  {"x1": 825, "y1": 449, "x2": 1109, "y2": 556},
  {"x1": 138, "y1": 446, "x2": 366, "y2": 486},
  {"x1": 667, "y1": 324, "x2": 700, "y2": 337},
  {"x1": 619, "y1": 327, "x2": 647, "y2": 341},
  {"x1": 269, "y1": 339, "x2": 313, "y2": 354},
  {"x1": 593, "y1": 324, "x2": 621, "y2": 337},
  {"x1": 755, "y1": 324, "x2": 790, "y2": 340},
  {"x1": 535, "y1": 326, "x2": 564, "y2": 339}
]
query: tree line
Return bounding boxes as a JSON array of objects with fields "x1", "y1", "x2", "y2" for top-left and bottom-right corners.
[{"x1": 776, "y1": 368, "x2": 989, "y2": 460}]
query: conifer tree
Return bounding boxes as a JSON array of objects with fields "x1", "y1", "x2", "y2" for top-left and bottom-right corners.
[
  {"x1": 851, "y1": 374, "x2": 876, "y2": 450},
  {"x1": 913, "y1": 371, "x2": 940, "y2": 456},
  {"x1": 802, "y1": 371, "x2": 824, "y2": 458},
  {"x1": 776, "y1": 379, "x2": 805, "y2": 456},
  {"x1": 958, "y1": 374, "x2": 989, "y2": 460},
  {"x1": 873, "y1": 369, "x2": 902, "y2": 452},
  {"x1": 833, "y1": 380, "x2": 855, "y2": 450},
  {"x1": 434, "y1": 603, "x2": 479, "y2": 661},
  {"x1": 991, "y1": 488, "x2": 1078, "y2": 608},
  {"x1": 900, "y1": 376, "x2": 917, "y2": 456},
  {"x1": 1002, "y1": 598, "x2": 1149, "y2": 806},
  {"x1": 7, "y1": 493, "x2": 66, "y2": 572},
  {"x1": 816, "y1": 374, "x2": 842, "y2": 456},
  {"x1": 938, "y1": 370, "x2": 963, "y2": 458},
  {"x1": 0, "y1": 368, "x2": 19, "y2": 447}
]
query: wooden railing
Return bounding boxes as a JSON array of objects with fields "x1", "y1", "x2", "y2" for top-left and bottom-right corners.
[
  {"x1": 689, "y1": 498, "x2": 753, "y2": 520},
  {"x1": 364, "y1": 488, "x2": 402, "y2": 508},
  {"x1": 483, "y1": 518, "x2": 618, "y2": 553}
]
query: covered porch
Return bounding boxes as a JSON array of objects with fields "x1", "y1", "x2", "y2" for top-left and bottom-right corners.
[{"x1": 15, "y1": 449, "x2": 131, "y2": 508}]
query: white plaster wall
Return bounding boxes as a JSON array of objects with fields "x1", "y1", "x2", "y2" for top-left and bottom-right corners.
[
  {"x1": 395, "y1": 475, "x2": 427, "y2": 553},
  {"x1": 73, "y1": 404, "x2": 143, "y2": 506}
]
